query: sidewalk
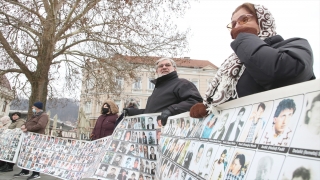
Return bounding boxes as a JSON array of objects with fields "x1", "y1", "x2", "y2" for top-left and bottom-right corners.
[{"x1": 0, "y1": 166, "x2": 94, "y2": 180}]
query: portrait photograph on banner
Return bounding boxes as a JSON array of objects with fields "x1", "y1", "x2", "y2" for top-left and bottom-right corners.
[
  {"x1": 224, "y1": 148, "x2": 255, "y2": 180},
  {"x1": 209, "y1": 146, "x2": 235, "y2": 180},
  {"x1": 221, "y1": 105, "x2": 252, "y2": 142},
  {"x1": 238, "y1": 101, "x2": 274, "y2": 144},
  {"x1": 290, "y1": 91, "x2": 320, "y2": 151},
  {"x1": 259, "y1": 95, "x2": 304, "y2": 147},
  {"x1": 279, "y1": 156, "x2": 320, "y2": 180},
  {"x1": 246, "y1": 151, "x2": 285, "y2": 180},
  {"x1": 209, "y1": 109, "x2": 235, "y2": 141}
]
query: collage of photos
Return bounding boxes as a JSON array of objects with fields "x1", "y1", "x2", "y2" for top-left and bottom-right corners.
[
  {"x1": 93, "y1": 114, "x2": 159, "y2": 179},
  {"x1": 1, "y1": 91, "x2": 319, "y2": 179},
  {"x1": 156, "y1": 93, "x2": 319, "y2": 180},
  {"x1": 0, "y1": 128, "x2": 23, "y2": 163},
  {"x1": 17, "y1": 132, "x2": 111, "y2": 180}
]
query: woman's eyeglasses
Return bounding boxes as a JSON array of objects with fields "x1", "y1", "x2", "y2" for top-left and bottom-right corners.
[{"x1": 227, "y1": 14, "x2": 253, "y2": 31}]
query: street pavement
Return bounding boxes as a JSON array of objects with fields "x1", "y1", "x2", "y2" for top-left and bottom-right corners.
[
  {"x1": 0, "y1": 166, "x2": 94, "y2": 180},
  {"x1": 0, "y1": 165, "x2": 58, "y2": 180}
]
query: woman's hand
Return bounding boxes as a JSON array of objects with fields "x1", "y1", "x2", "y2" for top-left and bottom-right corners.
[
  {"x1": 21, "y1": 125, "x2": 27, "y2": 132},
  {"x1": 231, "y1": 26, "x2": 258, "y2": 39},
  {"x1": 190, "y1": 103, "x2": 208, "y2": 118}
]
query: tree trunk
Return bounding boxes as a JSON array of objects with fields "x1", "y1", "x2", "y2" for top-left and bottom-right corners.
[{"x1": 27, "y1": 76, "x2": 49, "y2": 119}]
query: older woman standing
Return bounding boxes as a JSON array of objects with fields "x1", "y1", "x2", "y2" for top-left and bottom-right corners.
[
  {"x1": 190, "y1": 2, "x2": 315, "y2": 118},
  {"x1": 91, "y1": 100, "x2": 119, "y2": 140}
]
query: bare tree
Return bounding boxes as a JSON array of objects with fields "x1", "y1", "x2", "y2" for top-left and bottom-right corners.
[{"x1": 0, "y1": 0, "x2": 190, "y2": 116}]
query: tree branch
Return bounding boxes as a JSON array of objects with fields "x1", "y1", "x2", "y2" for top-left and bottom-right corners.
[{"x1": 0, "y1": 31, "x2": 32, "y2": 79}]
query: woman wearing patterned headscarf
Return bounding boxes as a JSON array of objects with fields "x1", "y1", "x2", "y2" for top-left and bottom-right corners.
[{"x1": 190, "y1": 2, "x2": 315, "y2": 118}]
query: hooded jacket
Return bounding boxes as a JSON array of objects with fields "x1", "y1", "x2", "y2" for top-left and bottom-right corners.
[
  {"x1": 91, "y1": 100, "x2": 119, "y2": 140},
  {"x1": 129, "y1": 71, "x2": 203, "y2": 115},
  {"x1": 91, "y1": 114, "x2": 118, "y2": 140}
]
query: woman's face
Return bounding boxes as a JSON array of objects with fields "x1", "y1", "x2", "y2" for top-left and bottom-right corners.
[
  {"x1": 231, "y1": 8, "x2": 259, "y2": 34},
  {"x1": 231, "y1": 158, "x2": 242, "y2": 174}
]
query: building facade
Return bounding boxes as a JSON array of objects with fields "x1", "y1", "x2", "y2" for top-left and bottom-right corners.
[{"x1": 79, "y1": 57, "x2": 218, "y2": 129}]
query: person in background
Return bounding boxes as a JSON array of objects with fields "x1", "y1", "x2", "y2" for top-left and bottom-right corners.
[
  {"x1": 0, "y1": 115, "x2": 11, "y2": 129},
  {"x1": 9, "y1": 112, "x2": 26, "y2": 129},
  {"x1": 124, "y1": 58, "x2": 203, "y2": 126},
  {"x1": 14, "y1": 101, "x2": 49, "y2": 180},
  {"x1": 0, "y1": 112, "x2": 25, "y2": 172},
  {"x1": 190, "y1": 2, "x2": 315, "y2": 118},
  {"x1": 115, "y1": 99, "x2": 139, "y2": 128},
  {"x1": 91, "y1": 100, "x2": 119, "y2": 140}
]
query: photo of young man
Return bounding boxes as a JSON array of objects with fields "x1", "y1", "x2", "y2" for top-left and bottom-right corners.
[
  {"x1": 223, "y1": 106, "x2": 251, "y2": 142},
  {"x1": 239, "y1": 101, "x2": 273, "y2": 143},
  {"x1": 261, "y1": 95, "x2": 303, "y2": 146}
]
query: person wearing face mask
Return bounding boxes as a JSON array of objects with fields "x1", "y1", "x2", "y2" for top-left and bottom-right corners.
[
  {"x1": 190, "y1": 2, "x2": 315, "y2": 118},
  {"x1": 124, "y1": 58, "x2": 203, "y2": 126},
  {"x1": 14, "y1": 101, "x2": 48, "y2": 179},
  {"x1": 91, "y1": 100, "x2": 119, "y2": 140}
]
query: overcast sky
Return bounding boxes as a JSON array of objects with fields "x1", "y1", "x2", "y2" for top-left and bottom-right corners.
[{"x1": 177, "y1": 0, "x2": 320, "y2": 78}]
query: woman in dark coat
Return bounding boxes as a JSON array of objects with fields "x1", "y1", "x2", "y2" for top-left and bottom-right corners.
[
  {"x1": 91, "y1": 100, "x2": 119, "y2": 140},
  {"x1": 190, "y1": 2, "x2": 315, "y2": 118}
]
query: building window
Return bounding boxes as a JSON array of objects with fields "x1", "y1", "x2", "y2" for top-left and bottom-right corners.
[
  {"x1": 2, "y1": 101, "x2": 7, "y2": 112},
  {"x1": 116, "y1": 77, "x2": 124, "y2": 88},
  {"x1": 148, "y1": 78, "x2": 155, "y2": 90},
  {"x1": 191, "y1": 79, "x2": 199, "y2": 89},
  {"x1": 84, "y1": 101, "x2": 91, "y2": 113},
  {"x1": 133, "y1": 77, "x2": 141, "y2": 90}
]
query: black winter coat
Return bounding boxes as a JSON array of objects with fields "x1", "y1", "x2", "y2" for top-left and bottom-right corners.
[
  {"x1": 129, "y1": 71, "x2": 203, "y2": 115},
  {"x1": 231, "y1": 33, "x2": 315, "y2": 98}
]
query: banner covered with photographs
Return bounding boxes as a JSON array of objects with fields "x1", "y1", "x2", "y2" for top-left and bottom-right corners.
[
  {"x1": 92, "y1": 113, "x2": 160, "y2": 180},
  {"x1": 158, "y1": 85, "x2": 320, "y2": 179},
  {"x1": 3, "y1": 80, "x2": 320, "y2": 180},
  {"x1": 17, "y1": 133, "x2": 111, "y2": 180},
  {"x1": 0, "y1": 128, "x2": 23, "y2": 163}
]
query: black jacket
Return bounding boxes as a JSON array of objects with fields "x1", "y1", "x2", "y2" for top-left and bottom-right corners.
[
  {"x1": 231, "y1": 33, "x2": 315, "y2": 98},
  {"x1": 128, "y1": 71, "x2": 203, "y2": 115}
]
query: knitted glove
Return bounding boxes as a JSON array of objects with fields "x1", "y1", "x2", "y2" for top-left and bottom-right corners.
[
  {"x1": 231, "y1": 26, "x2": 258, "y2": 39},
  {"x1": 190, "y1": 103, "x2": 208, "y2": 118},
  {"x1": 160, "y1": 109, "x2": 172, "y2": 126}
]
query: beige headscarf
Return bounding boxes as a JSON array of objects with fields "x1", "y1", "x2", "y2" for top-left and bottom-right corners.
[{"x1": 204, "y1": 4, "x2": 277, "y2": 114}]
